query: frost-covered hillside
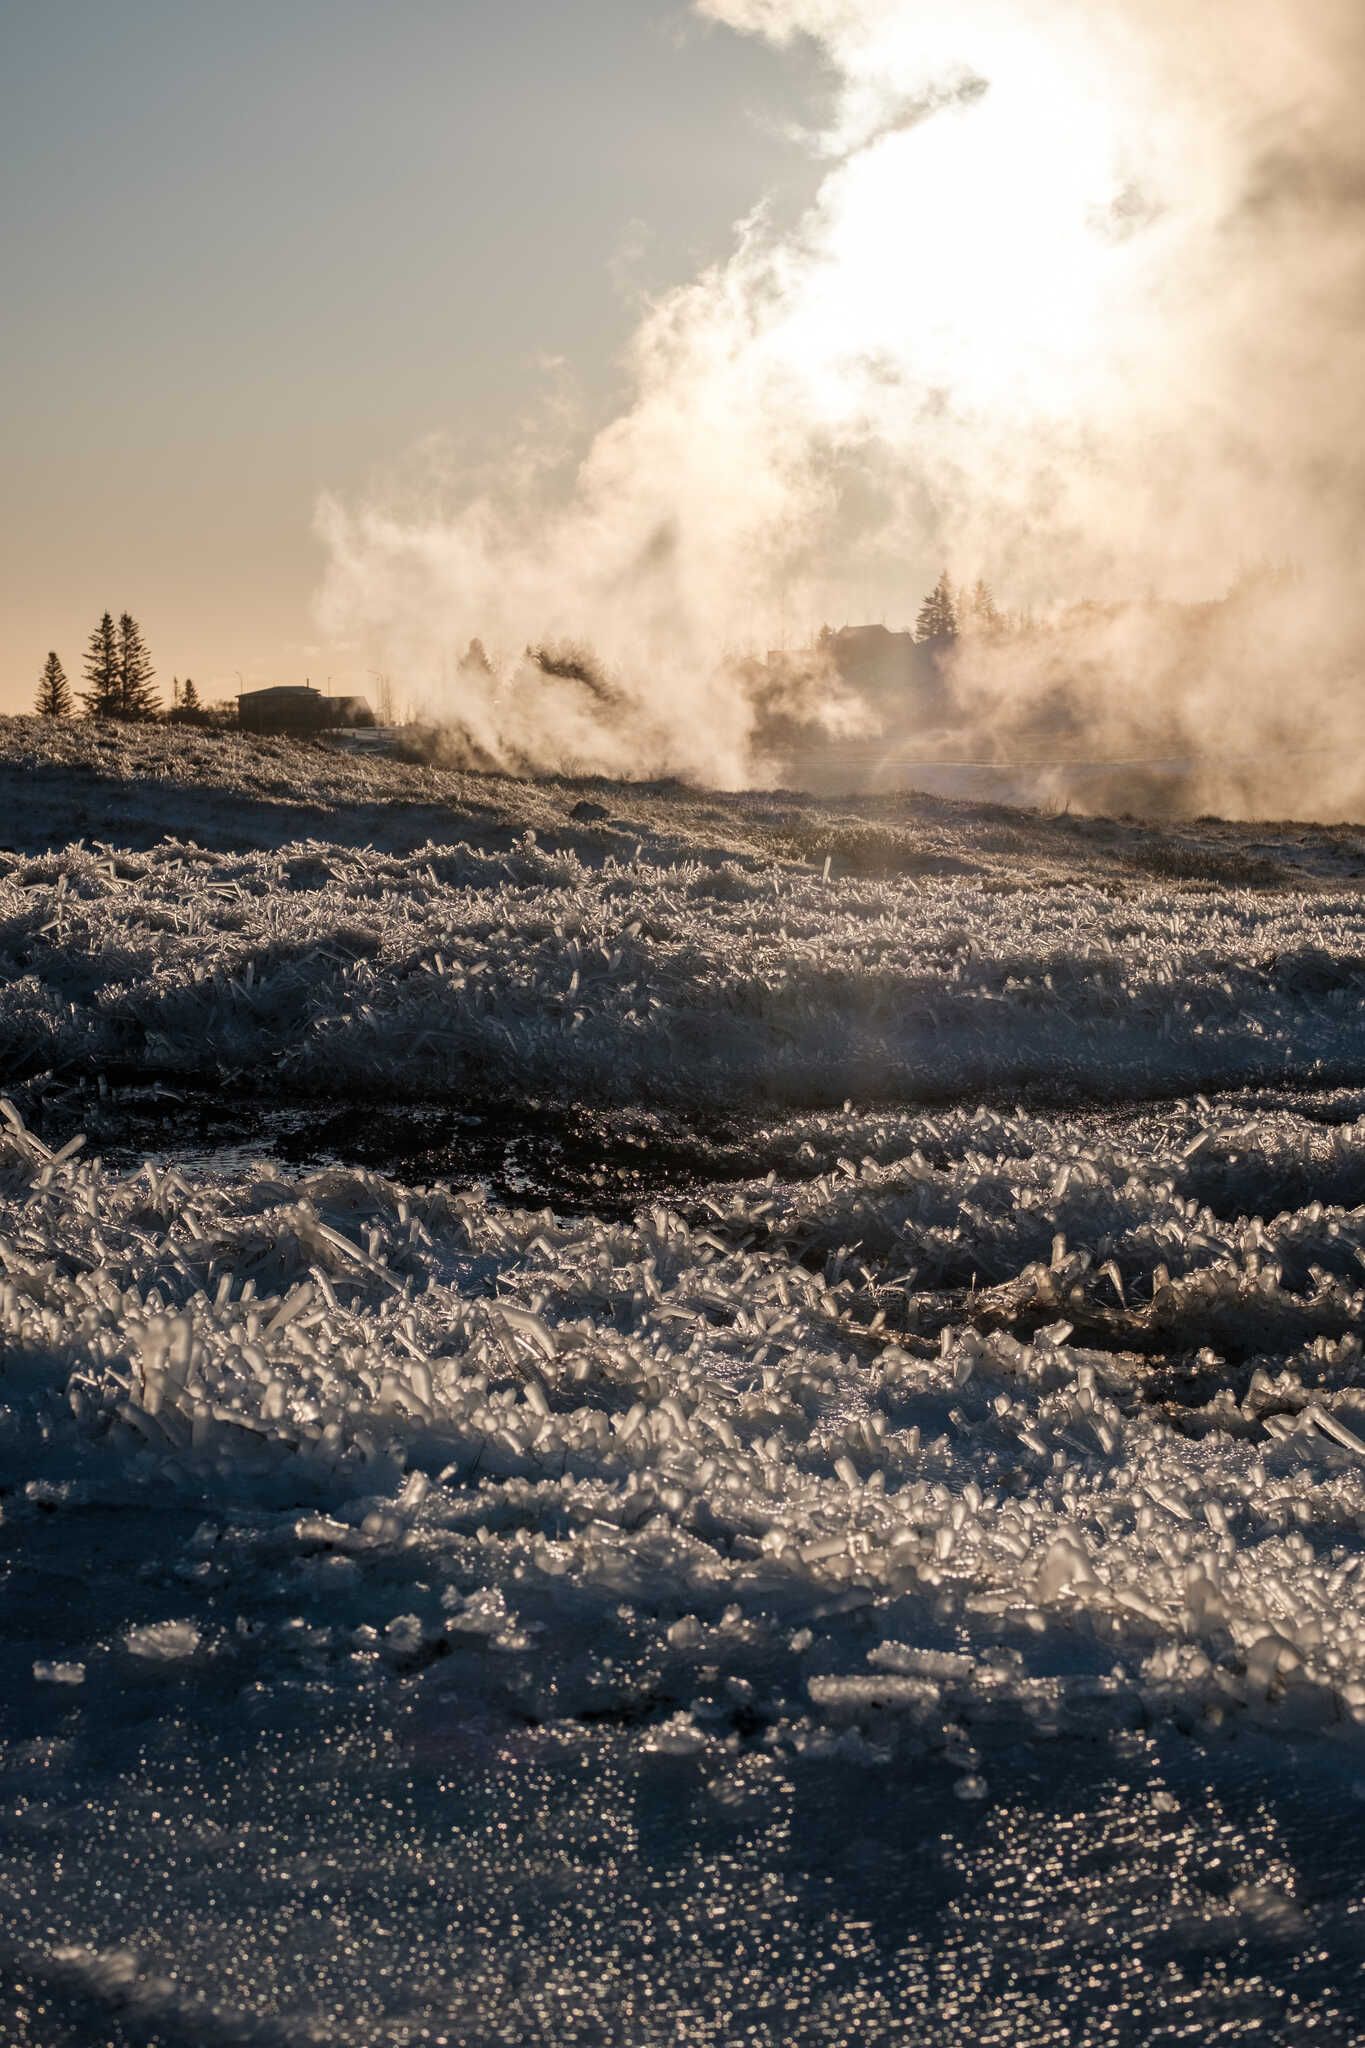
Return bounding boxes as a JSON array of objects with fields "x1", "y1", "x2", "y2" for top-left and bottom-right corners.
[
  {"x1": 4, "y1": 717, "x2": 1365, "y2": 1118},
  {"x1": 4, "y1": 720, "x2": 1365, "y2": 2044}
]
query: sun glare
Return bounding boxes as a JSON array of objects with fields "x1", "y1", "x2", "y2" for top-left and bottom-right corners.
[{"x1": 776, "y1": 30, "x2": 1144, "y2": 424}]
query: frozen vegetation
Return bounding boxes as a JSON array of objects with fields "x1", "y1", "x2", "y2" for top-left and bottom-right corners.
[
  {"x1": 3, "y1": 719, "x2": 1365, "y2": 2042},
  {"x1": 3, "y1": 716, "x2": 1365, "y2": 1118}
]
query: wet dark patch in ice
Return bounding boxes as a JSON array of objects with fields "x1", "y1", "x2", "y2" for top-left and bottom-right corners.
[
  {"x1": 29, "y1": 1077, "x2": 1365, "y2": 1220},
  {"x1": 27, "y1": 1082, "x2": 743, "y2": 1221},
  {"x1": 573, "y1": 1689, "x2": 680, "y2": 1730}
]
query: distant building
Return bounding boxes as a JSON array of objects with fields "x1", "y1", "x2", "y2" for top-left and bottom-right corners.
[
  {"x1": 821, "y1": 625, "x2": 950, "y2": 711},
  {"x1": 237, "y1": 684, "x2": 373, "y2": 735},
  {"x1": 768, "y1": 625, "x2": 951, "y2": 720}
]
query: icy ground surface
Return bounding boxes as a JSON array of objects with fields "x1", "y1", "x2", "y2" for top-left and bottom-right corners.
[
  {"x1": 6, "y1": 717, "x2": 1365, "y2": 1122},
  {"x1": 4, "y1": 721, "x2": 1365, "y2": 2042}
]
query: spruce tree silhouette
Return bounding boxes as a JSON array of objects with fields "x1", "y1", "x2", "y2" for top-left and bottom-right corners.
[
  {"x1": 36, "y1": 651, "x2": 72, "y2": 718},
  {"x1": 81, "y1": 612, "x2": 121, "y2": 718},
  {"x1": 964, "y1": 578, "x2": 1002, "y2": 634},
  {"x1": 915, "y1": 572, "x2": 958, "y2": 643},
  {"x1": 116, "y1": 612, "x2": 159, "y2": 720}
]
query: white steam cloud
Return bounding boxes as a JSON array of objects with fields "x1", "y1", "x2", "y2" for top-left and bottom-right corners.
[{"x1": 316, "y1": 0, "x2": 1365, "y2": 811}]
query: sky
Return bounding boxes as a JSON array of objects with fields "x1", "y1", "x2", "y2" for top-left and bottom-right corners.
[
  {"x1": 5, "y1": 0, "x2": 1363, "y2": 804},
  {"x1": 0, "y1": 0, "x2": 825, "y2": 712}
]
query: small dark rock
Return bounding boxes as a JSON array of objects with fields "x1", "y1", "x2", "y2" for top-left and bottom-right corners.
[{"x1": 570, "y1": 799, "x2": 609, "y2": 823}]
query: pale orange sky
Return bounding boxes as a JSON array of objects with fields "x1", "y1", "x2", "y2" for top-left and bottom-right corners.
[{"x1": 1, "y1": 1, "x2": 823, "y2": 713}]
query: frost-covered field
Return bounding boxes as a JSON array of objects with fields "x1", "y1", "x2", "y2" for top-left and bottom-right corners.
[
  {"x1": 4, "y1": 718, "x2": 1365, "y2": 1116},
  {"x1": 4, "y1": 720, "x2": 1365, "y2": 2044}
]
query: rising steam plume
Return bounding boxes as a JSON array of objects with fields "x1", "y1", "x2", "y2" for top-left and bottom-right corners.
[{"x1": 316, "y1": 0, "x2": 1365, "y2": 815}]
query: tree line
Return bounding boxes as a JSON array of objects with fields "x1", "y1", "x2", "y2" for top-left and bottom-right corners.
[
  {"x1": 916, "y1": 572, "x2": 990, "y2": 641},
  {"x1": 36, "y1": 612, "x2": 202, "y2": 722},
  {"x1": 814, "y1": 574, "x2": 1012, "y2": 656},
  {"x1": 913, "y1": 572, "x2": 1008, "y2": 642}
]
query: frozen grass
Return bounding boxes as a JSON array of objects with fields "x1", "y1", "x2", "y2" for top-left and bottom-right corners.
[
  {"x1": 4, "y1": 713, "x2": 1365, "y2": 877},
  {"x1": 5, "y1": 1093, "x2": 1365, "y2": 2032},
  {"x1": 4, "y1": 720, "x2": 1365, "y2": 1115},
  {"x1": 6, "y1": 1092, "x2": 1365, "y2": 1759},
  {"x1": 4, "y1": 720, "x2": 1365, "y2": 2040}
]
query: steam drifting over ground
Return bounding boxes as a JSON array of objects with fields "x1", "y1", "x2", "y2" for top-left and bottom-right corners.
[{"x1": 318, "y1": 0, "x2": 1365, "y2": 810}]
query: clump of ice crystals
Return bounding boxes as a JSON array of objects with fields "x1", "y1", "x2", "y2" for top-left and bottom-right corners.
[
  {"x1": 7, "y1": 727, "x2": 1365, "y2": 2035},
  {"x1": 3, "y1": 1091, "x2": 1364, "y2": 1760}
]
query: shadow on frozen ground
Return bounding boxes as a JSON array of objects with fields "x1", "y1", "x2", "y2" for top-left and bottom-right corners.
[{"x1": 1, "y1": 1667, "x2": 1361, "y2": 2046}]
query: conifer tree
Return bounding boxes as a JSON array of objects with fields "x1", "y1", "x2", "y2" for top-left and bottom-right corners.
[
  {"x1": 180, "y1": 676, "x2": 200, "y2": 712},
  {"x1": 968, "y1": 579, "x2": 1002, "y2": 634},
  {"x1": 915, "y1": 572, "x2": 958, "y2": 643},
  {"x1": 116, "y1": 612, "x2": 159, "y2": 720},
  {"x1": 36, "y1": 651, "x2": 72, "y2": 719},
  {"x1": 82, "y1": 611, "x2": 121, "y2": 717}
]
